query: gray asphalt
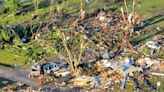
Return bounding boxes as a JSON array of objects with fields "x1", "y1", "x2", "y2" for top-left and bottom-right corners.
[
  {"x1": 0, "y1": 68, "x2": 39, "y2": 89},
  {"x1": 0, "y1": 68, "x2": 83, "y2": 92}
]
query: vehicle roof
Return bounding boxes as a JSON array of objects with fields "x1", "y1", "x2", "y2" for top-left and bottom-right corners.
[
  {"x1": 32, "y1": 63, "x2": 40, "y2": 66},
  {"x1": 43, "y1": 63, "x2": 53, "y2": 68}
]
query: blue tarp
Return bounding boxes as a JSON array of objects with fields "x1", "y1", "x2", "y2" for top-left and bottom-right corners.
[{"x1": 121, "y1": 64, "x2": 133, "y2": 71}]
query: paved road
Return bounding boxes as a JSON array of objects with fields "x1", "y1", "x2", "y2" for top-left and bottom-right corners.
[
  {"x1": 0, "y1": 68, "x2": 82, "y2": 92},
  {"x1": 0, "y1": 68, "x2": 39, "y2": 89}
]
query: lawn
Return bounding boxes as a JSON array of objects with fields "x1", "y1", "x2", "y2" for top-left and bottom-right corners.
[{"x1": 0, "y1": 47, "x2": 26, "y2": 66}]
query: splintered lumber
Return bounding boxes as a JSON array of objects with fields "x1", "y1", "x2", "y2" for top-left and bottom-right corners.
[{"x1": 151, "y1": 72, "x2": 164, "y2": 76}]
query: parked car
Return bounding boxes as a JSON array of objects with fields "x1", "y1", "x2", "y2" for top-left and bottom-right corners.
[
  {"x1": 42, "y1": 63, "x2": 60, "y2": 75},
  {"x1": 29, "y1": 62, "x2": 60, "y2": 77}
]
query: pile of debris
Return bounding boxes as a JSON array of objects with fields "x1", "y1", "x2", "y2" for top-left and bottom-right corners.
[
  {"x1": 67, "y1": 8, "x2": 141, "y2": 59},
  {"x1": 1, "y1": 82, "x2": 31, "y2": 92},
  {"x1": 74, "y1": 9, "x2": 124, "y2": 38},
  {"x1": 25, "y1": 9, "x2": 164, "y2": 91},
  {"x1": 28, "y1": 56, "x2": 163, "y2": 91}
]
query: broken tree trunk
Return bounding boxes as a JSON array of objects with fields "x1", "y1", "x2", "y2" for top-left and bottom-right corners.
[
  {"x1": 121, "y1": 26, "x2": 138, "y2": 54},
  {"x1": 152, "y1": 72, "x2": 164, "y2": 76},
  {"x1": 80, "y1": 0, "x2": 85, "y2": 19}
]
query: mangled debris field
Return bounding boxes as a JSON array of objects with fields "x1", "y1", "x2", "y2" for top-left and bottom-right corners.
[
  {"x1": 24, "y1": 9, "x2": 164, "y2": 91},
  {"x1": 0, "y1": 0, "x2": 164, "y2": 92}
]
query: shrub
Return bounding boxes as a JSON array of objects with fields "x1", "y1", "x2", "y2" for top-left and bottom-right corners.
[{"x1": 4, "y1": 0, "x2": 21, "y2": 15}]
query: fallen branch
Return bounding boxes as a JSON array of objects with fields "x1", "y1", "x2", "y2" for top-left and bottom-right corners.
[{"x1": 151, "y1": 72, "x2": 164, "y2": 76}]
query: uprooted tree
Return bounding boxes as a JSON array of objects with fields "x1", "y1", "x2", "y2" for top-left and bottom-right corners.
[{"x1": 33, "y1": 0, "x2": 40, "y2": 14}]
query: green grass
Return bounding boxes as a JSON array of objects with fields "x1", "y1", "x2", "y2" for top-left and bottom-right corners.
[
  {"x1": 136, "y1": 0, "x2": 164, "y2": 28},
  {"x1": 0, "y1": 0, "x2": 163, "y2": 25},
  {"x1": 113, "y1": 76, "x2": 164, "y2": 92},
  {"x1": 0, "y1": 47, "x2": 26, "y2": 66},
  {"x1": 127, "y1": 0, "x2": 164, "y2": 47},
  {"x1": 0, "y1": 7, "x2": 51, "y2": 24},
  {"x1": 130, "y1": 30, "x2": 164, "y2": 45},
  {"x1": 136, "y1": 0, "x2": 164, "y2": 14}
]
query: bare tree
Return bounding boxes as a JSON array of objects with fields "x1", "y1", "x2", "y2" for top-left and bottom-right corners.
[
  {"x1": 58, "y1": 30, "x2": 89, "y2": 76},
  {"x1": 49, "y1": 0, "x2": 55, "y2": 14},
  {"x1": 120, "y1": 0, "x2": 141, "y2": 54},
  {"x1": 80, "y1": 0, "x2": 85, "y2": 19},
  {"x1": 33, "y1": 0, "x2": 40, "y2": 14}
]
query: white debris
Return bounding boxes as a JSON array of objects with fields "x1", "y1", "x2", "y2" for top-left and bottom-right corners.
[
  {"x1": 66, "y1": 36, "x2": 70, "y2": 40},
  {"x1": 157, "y1": 81, "x2": 161, "y2": 87},
  {"x1": 156, "y1": 27, "x2": 162, "y2": 31},
  {"x1": 19, "y1": 0, "x2": 28, "y2": 3},
  {"x1": 53, "y1": 26, "x2": 56, "y2": 30},
  {"x1": 72, "y1": 76, "x2": 92, "y2": 86},
  {"x1": 99, "y1": 16, "x2": 106, "y2": 21},
  {"x1": 21, "y1": 38, "x2": 26, "y2": 42},
  {"x1": 101, "y1": 59, "x2": 111, "y2": 67},
  {"x1": 59, "y1": 71, "x2": 71, "y2": 77},
  {"x1": 37, "y1": 33, "x2": 40, "y2": 37},
  {"x1": 101, "y1": 52, "x2": 109, "y2": 59},
  {"x1": 1, "y1": 81, "x2": 9, "y2": 84},
  {"x1": 31, "y1": 14, "x2": 35, "y2": 17},
  {"x1": 35, "y1": 34, "x2": 40, "y2": 40},
  {"x1": 145, "y1": 41, "x2": 161, "y2": 49},
  {"x1": 85, "y1": 0, "x2": 91, "y2": 4},
  {"x1": 35, "y1": 36, "x2": 38, "y2": 40},
  {"x1": 137, "y1": 57, "x2": 160, "y2": 65},
  {"x1": 128, "y1": 13, "x2": 133, "y2": 24},
  {"x1": 96, "y1": 11, "x2": 106, "y2": 21},
  {"x1": 124, "y1": 58, "x2": 134, "y2": 65}
]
